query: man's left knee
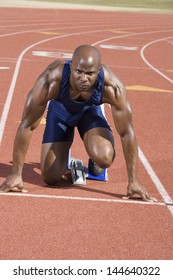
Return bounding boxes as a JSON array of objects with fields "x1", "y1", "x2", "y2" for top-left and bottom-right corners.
[{"x1": 96, "y1": 149, "x2": 116, "y2": 168}]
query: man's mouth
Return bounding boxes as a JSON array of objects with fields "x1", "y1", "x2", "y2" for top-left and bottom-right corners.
[{"x1": 80, "y1": 83, "x2": 88, "y2": 89}]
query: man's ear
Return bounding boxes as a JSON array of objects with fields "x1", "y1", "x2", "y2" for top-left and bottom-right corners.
[{"x1": 70, "y1": 61, "x2": 72, "y2": 70}]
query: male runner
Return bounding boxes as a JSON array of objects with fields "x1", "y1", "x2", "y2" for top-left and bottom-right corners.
[{"x1": 0, "y1": 45, "x2": 156, "y2": 202}]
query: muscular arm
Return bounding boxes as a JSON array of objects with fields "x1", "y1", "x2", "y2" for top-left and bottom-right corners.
[
  {"x1": 0, "y1": 61, "x2": 62, "y2": 192},
  {"x1": 103, "y1": 65, "x2": 156, "y2": 202},
  {"x1": 12, "y1": 89, "x2": 48, "y2": 176},
  {"x1": 110, "y1": 85, "x2": 138, "y2": 184}
]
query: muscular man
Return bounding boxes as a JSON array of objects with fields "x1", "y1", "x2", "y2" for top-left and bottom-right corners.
[{"x1": 0, "y1": 45, "x2": 156, "y2": 202}]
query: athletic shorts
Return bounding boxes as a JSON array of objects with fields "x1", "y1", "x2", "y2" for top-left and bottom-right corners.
[{"x1": 42, "y1": 104, "x2": 111, "y2": 143}]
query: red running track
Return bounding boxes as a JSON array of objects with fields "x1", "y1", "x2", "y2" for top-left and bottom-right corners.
[{"x1": 0, "y1": 6, "x2": 173, "y2": 260}]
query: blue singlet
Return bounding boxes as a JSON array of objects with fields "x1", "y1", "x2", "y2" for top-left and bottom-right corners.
[{"x1": 42, "y1": 60, "x2": 111, "y2": 143}]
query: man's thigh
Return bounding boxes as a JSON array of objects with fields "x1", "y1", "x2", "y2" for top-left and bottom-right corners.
[{"x1": 83, "y1": 127, "x2": 115, "y2": 162}]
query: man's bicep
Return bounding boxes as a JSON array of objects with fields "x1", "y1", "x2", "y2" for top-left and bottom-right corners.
[{"x1": 20, "y1": 92, "x2": 47, "y2": 130}]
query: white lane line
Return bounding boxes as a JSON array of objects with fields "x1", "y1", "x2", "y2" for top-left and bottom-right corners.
[
  {"x1": 139, "y1": 36, "x2": 173, "y2": 217},
  {"x1": 0, "y1": 192, "x2": 170, "y2": 207},
  {"x1": 92, "y1": 29, "x2": 173, "y2": 48},
  {"x1": 138, "y1": 148, "x2": 173, "y2": 215},
  {"x1": 0, "y1": 66, "x2": 9, "y2": 70},
  {"x1": 32, "y1": 51, "x2": 72, "y2": 58},
  {"x1": 100, "y1": 44, "x2": 138, "y2": 51},
  {"x1": 140, "y1": 36, "x2": 173, "y2": 85}
]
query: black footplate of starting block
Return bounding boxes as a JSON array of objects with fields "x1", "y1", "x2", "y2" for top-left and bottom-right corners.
[{"x1": 70, "y1": 158, "x2": 87, "y2": 185}]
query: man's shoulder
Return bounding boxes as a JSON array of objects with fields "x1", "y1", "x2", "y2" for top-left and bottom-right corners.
[
  {"x1": 46, "y1": 60, "x2": 67, "y2": 72},
  {"x1": 45, "y1": 60, "x2": 69, "y2": 81},
  {"x1": 101, "y1": 64, "x2": 119, "y2": 86}
]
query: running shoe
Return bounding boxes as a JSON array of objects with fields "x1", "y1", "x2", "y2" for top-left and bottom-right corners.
[{"x1": 88, "y1": 159, "x2": 104, "y2": 176}]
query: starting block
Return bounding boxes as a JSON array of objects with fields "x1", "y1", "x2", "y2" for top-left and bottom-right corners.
[
  {"x1": 68, "y1": 156, "x2": 108, "y2": 185},
  {"x1": 70, "y1": 158, "x2": 86, "y2": 185}
]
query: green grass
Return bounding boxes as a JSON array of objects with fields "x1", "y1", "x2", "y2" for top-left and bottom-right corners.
[{"x1": 33, "y1": 0, "x2": 173, "y2": 10}]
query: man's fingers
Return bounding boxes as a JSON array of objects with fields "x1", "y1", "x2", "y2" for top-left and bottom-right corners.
[
  {"x1": 0, "y1": 183, "x2": 27, "y2": 193},
  {"x1": 21, "y1": 188, "x2": 28, "y2": 193},
  {"x1": 11, "y1": 186, "x2": 28, "y2": 193},
  {"x1": 141, "y1": 192, "x2": 157, "y2": 202},
  {"x1": 122, "y1": 193, "x2": 157, "y2": 202},
  {"x1": 0, "y1": 182, "x2": 11, "y2": 192},
  {"x1": 122, "y1": 195, "x2": 131, "y2": 200}
]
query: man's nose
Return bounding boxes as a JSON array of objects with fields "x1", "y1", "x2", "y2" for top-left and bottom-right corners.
[{"x1": 80, "y1": 72, "x2": 87, "y2": 81}]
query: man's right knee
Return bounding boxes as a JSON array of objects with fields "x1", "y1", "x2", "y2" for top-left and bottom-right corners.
[
  {"x1": 43, "y1": 177, "x2": 58, "y2": 186},
  {"x1": 41, "y1": 170, "x2": 63, "y2": 185}
]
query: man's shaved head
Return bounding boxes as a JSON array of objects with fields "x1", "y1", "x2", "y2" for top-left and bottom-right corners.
[
  {"x1": 70, "y1": 45, "x2": 101, "y2": 91},
  {"x1": 72, "y1": 45, "x2": 101, "y2": 68}
]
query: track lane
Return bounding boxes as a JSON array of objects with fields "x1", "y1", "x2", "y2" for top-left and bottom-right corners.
[{"x1": 0, "y1": 8, "x2": 173, "y2": 260}]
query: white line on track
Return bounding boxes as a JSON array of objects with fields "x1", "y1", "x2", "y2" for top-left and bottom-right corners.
[
  {"x1": 138, "y1": 148, "x2": 173, "y2": 215},
  {"x1": 32, "y1": 51, "x2": 72, "y2": 58},
  {"x1": 139, "y1": 36, "x2": 173, "y2": 217},
  {"x1": 100, "y1": 44, "x2": 138, "y2": 51},
  {"x1": 0, "y1": 27, "x2": 173, "y2": 215},
  {"x1": 0, "y1": 66, "x2": 10, "y2": 69},
  {"x1": 141, "y1": 36, "x2": 173, "y2": 84},
  {"x1": 0, "y1": 192, "x2": 171, "y2": 207}
]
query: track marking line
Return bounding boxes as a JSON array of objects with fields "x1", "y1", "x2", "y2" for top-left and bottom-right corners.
[
  {"x1": 99, "y1": 44, "x2": 138, "y2": 51},
  {"x1": 37, "y1": 32, "x2": 64, "y2": 35},
  {"x1": 126, "y1": 85, "x2": 173, "y2": 93},
  {"x1": 40, "y1": 117, "x2": 46, "y2": 125},
  {"x1": 166, "y1": 69, "x2": 173, "y2": 72},
  {"x1": 0, "y1": 66, "x2": 10, "y2": 70},
  {"x1": 140, "y1": 35, "x2": 173, "y2": 85},
  {"x1": 139, "y1": 35, "x2": 173, "y2": 217},
  {"x1": 0, "y1": 192, "x2": 171, "y2": 207},
  {"x1": 32, "y1": 51, "x2": 72, "y2": 58},
  {"x1": 138, "y1": 148, "x2": 173, "y2": 217},
  {"x1": 110, "y1": 30, "x2": 132, "y2": 34}
]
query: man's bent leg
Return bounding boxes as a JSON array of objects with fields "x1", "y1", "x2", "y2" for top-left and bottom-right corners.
[
  {"x1": 83, "y1": 127, "x2": 115, "y2": 169},
  {"x1": 41, "y1": 141, "x2": 72, "y2": 185}
]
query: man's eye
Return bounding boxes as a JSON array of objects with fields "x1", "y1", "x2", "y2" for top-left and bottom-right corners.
[{"x1": 76, "y1": 70, "x2": 82, "y2": 74}]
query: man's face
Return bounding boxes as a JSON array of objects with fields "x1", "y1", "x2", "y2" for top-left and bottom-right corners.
[{"x1": 70, "y1": 56, "x2": 100, "y2": 91}]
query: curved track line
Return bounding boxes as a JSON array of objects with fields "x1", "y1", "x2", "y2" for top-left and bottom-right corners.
[
  {"x1": 141, "y1": 36, "x2": 173, "y2": 84},
  {"x1": 91, "y1": 29, "x2": 173, "y2": 46},
  {"x1": 0, "y1": 24, "x2": 107, "y2": 38}
]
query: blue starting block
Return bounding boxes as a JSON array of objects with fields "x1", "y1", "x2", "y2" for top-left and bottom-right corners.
[{"x1": 87, "y1": 158, "x2": 108, "y2": 181}]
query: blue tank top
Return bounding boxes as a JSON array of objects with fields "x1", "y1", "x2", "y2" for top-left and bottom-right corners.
[
  {"x1": 48, "y1": 60, "x2": 105, "y2": 127},
  {"x1": 57, "y1": 60, "x2": 104, "y2": 112}
]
